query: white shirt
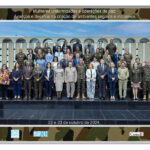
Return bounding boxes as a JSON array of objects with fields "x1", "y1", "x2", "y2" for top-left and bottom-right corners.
[
  {"x1": 91, "y1": 61, "x2": 100, "y2": 70},
  {"x1": 86, "y1": 69, "x2": 97, "y2": 82},
  {"x1": 47, "y1": 69, "x2": 50, "y2": 78}
]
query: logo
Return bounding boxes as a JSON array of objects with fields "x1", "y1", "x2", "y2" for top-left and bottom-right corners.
[
  {"x1": 129, "y1": 132, "x2": 144, "y2": 137},
  {"x1": 33, "y1": 131, "x2": 48, "y2": 137},
  {"x1": 11, "y1": 130, "x2": 20, "y2": 138}
]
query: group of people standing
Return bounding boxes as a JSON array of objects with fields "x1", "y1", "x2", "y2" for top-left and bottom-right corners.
[{"x1": 0, "y1": 39, "x2": 150, "y2": 101}]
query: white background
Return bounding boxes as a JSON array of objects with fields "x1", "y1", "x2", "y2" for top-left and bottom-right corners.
[{"x1": 1, "y1": 0, "x2": 150, "y2": 149}]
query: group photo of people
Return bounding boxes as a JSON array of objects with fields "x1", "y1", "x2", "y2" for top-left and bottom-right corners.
[{"x1": 0, "y1": 38, "x2": 150, "y2": 101}]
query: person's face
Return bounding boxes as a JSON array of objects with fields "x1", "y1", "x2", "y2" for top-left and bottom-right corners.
[
  {"x1": 64, "y1": 55, "x2": 68, "y2": 60},
  {"x1": 88, "y1": 40, "x2": 91, "y2": 45},
  {"x1": 116, "y1": 49, "x2": 119, "y2": 53},
  {"x1": 80, "y1": 59, "x2": 83, "y2": 64},
  {"x1": 89, "y1": 64, "x2": 92, "y2": 69},
  {"x1": 69, "y1": 62, "x2": 72, "y2": 67},
  {"x1": 26, "y1": 61, "x2": 30, "y2": 66},
  {"x1": 58, "y1": 47, "x2": 61, "y2": 52},
  {"x1": 19, "y1": 49, "x2": 22, "y2": 53},
  {"x1": 48, "y1": 49, "x2": 51, "y2": 53},
  {"x1": 136, "y1": 59, "x2": 140, "y2": 63},
  {"x1": 67, "y1": 49, "x2": 70, "y2": 53},
  {"x1": 107, "y1": 55, "x2": 111, "y2": 60},
  {"x1": 16, "y1": 63, "x2": 19, "y2": 68},
  {"x1": 36, "y1": 64, "x2": 40, "y2": 69},
  {"x1": 37, "y1": 43, "x2": 40, "y2": 47},
  {"x1": 58, "y1": 63, "x2": 61, "y2": 68},
  {"x1": 29, "y1": 49, "x2": 32, "y2": 54},
  {"x1": 27, "y1": 55, "x2": 31, "y2": 60},
  {"x1": 120, "y1": 57, "x2": 124, "y2": 60},
  {"x1": 3, "y1": 65, "x2": 6, "y2": 70},
  {"x1": 93, "y1": 58, "x2": 97, "y2": 62},
  {"x1": 76, "y1": 39, "x2": 79, "y2": 43},
  {"x1": 110, "y1": 63, "x2": 114, "y2": 68},
  {"x1": 86, "y1": 49, "x2": 89, "y2": 54},
  {"x1": 65, "y1": 41, "x2": 68, "y2": 45},
  {"x1": 121, "y1": 63, "x2": 125, "y2": 68},
  {"x1": 54, "y1": 57, "x2": 57, "y2": 62},
  {"x1": 40, "y1": 55, "x2": 43, "y2": 59},
  {"x1": 56, "y1": 42, "x2": 59, "y2": 46},
  {"x1": 45, "y1": 43, "x2": 48, "y2": 47},
  {"x1": 126, "y1": 49, "x2": 129, "y2": 53},
  {"x1": 110, "y1": 40, "x2": 113, "y2": 44},
  {"x1": 47, "y1": 63, "x2": 51, "y2": 68},
  {"x1": 145, "y1": 61, "x2": 150, "y2": 66},
  {"x1": 101, "y1": 60, "x2": 104, "y2": 64},
  {"x1": 96, "y1": 49, "x2": 99, "y2": 53}
]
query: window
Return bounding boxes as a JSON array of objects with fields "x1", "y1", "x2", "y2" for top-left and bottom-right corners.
[
  {"x1": 98, "y1": 38, "x2": 108, "y2": 43},
  {"x1": 84, "y1": 39, "x2": 94, "y2": 43},
  {"x1": 139, "y1": 38, "x2": 149, "y2": 43},
  {"x1": 43, "y1": 38, "x2": 53, "y2": 44},
  {"x1": 3, "y1": 38, "x2": 13, "y2": 43},
  {"x1": 30, "y1": 38, "x2": 40, "y2": 43},
  {"x1": 113, "y1": 38, "x2": 122, "y2": 43},
  {"x1": 70, "y1": 38, "x2": 81, "y2": 44},
  {"x1": 16, "y1": 38, "x2": 26, "y2": 43},
  {"x1": 125, "y1": 38, "x2": 135, "y2": 43}
]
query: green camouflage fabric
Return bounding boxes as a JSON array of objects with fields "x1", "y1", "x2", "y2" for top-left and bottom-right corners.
[
  {"x1": 0, "y1": 127, "x2": 150, "y2": 142},
  {"x1": 0, "y1": 8, "x2": 150, "y2": 20}
]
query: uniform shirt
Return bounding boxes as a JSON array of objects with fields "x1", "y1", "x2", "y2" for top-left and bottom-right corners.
[
  {"x1": 45, "y1": 53, "x2": 53, "y2": 63},
  {"x1": 118, "y1": 67, "x2": 129, "y2": 80}
]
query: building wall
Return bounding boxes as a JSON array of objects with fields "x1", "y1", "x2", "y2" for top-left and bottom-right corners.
[{"x1": 0, "y1": 36, "x2": 150, "y2": 70}]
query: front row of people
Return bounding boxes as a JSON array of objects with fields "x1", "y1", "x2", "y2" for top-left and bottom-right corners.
[{"x1": 0, "y1": 58, "x2": 150, "y2": 101}]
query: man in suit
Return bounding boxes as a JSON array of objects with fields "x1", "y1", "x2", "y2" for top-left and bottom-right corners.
[
  {"x1": 23, "y1": 61, "x2": 34, "y2": 100},
  {"x1": 97, "y1": 59, "x2": 108, "y2": 100},
  {"x1": 112, "y1": 49, "x2": 122, "y2": 68},
  {"x1": 60, "y1": 54, "x2": 69, "y2": 69},
  {"x1": 73, "y1": 39, "x2": 82, "y2": 53},
  {"x1": 84, "y1": 40, "x2": 95, "y2": 55},
  {"x1": 73, "y1": 53, "x2": 80, "y2": 67},
  {"x1": 65, "y1": 61, "x2": 77, "y2": 99},
  {"x1": 53, "y1": 42, "x2": 60, "y2": 53}
]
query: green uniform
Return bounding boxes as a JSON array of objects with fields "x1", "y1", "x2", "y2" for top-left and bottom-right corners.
[
  {"x1": 43, "y1": 46, "x2": 51, "y2": 55},
  {"x1": 76, "y1": 63, "x2": 86, "y2": 94},
  {"x1": 137, "y1": 62, "x2": 143, "y2": 72},
  {"x1": 142, "y1": 65, "x2": 150, "y2": 95},
  {"x1": 118, "y1": 67, "x2": 129, "y2": 99},
  {"x1": 34, "y1": 46, "x2": 44, "y2": 59},
  {"x1": 15, "y1": 52, "x2": 27, "y2": 70},
  {"x1": 105, "y1": 59, "x2": 113, "y2": 68},
  {"x1": 117, "y1": 60, "x2": 127, "y2": 68},
  {"x1": 98, "y1": 47, "x2": 105, "y2": 57},
  {"x1": 106, "y1": 43, "x2": 117, "y2": 56},
  {"x1": 83, "y1": 54, "x2": 92, "y2": 68},
  {"x1": 32, "y1": 68, "x2": 43, "y2": 99},
  {"x1": 123, "y1": 53, "x2": 133, "y2": 70},
  {"x1": 92, "y1": 52, "x2": 103, "y2": 62}
]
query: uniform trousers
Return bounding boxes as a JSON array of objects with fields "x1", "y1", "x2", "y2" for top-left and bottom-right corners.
[
  {"x1": 66, "y1": 82, "x2": 75, "y2": 98},
  {"x1": 118, "y1": 80, "x2": 127, "y2": 98}
]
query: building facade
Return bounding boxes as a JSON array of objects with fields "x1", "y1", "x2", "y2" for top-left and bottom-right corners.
[{"x1": 0, "y1": 36, "x2": 150, "y2": 70}]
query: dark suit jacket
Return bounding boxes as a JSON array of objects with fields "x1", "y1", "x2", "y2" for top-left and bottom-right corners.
[
  {"x1": 11, "y1": 69, "x2": 22, "y2": 84},
  {"x1": 44, "y1": 69, "x2": 54, "y2": 83},
  {"x1": 62, "y1": 45, "x2": 72, "y2": 53},
  {"x1": 60, "y1": 59, "x2": 69, "y2": 69},
  {"x1": 23, "y1": 66, "x2": 33, "y2": 79},
  {"x1": 73, "y1": 43, "x2": 82, "y2": 53},
  {"x1": 112, "y1": 53, "x2": 122, "y2": 67},
  {"x1": 97, "y1": 64, "x2": 108, "y2": 80},
  {"x1": 107, "y1": 68, "x2": 118, "y2": 82},
  {"x1": 73, "y1": 58, "x2": 80, "y2": 67},
  {"x1": 53, "y1": 46, "x2": 59, "y2": 53}
]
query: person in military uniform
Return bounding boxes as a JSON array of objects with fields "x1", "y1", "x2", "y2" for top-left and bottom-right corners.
[
  {"x1": 117, "y1": 56, "x2": 126, "y2": 68},
  {"x1": 15, "y1": 49, "x2": 27, "y2": 70},
  {"x1": 83, "y1": 49, "x2": 92, "y2": 68},
  {"x1": 97, "y1": 43, "x2": 105, "y2": 57},
  {"x1": 76, "y1": 58, "x2": 86, "y2": 100},
  {"x1": 103, "y1": 49, "x2": 109, "y2": 63},
  {"x1": 32, "y1": 63, "x2": 44, "y2": 100},
  {"x1": 92, "y1": 48, "x2": 103, "y2": 62},
  {"x1": 106, "y1": 39, "x2": 117, "y2": 56},
  {"x1": 142, "y1": 60, "x2": 150, "y2": 100},
  {"x1": 123, "y1": 48, "x2": 133, "y2": 70},
  {"x1": 105, "y1": 54, "x2": 113, "y2": 68},
  {"x1": 118, "y1": 62, "x2": 129, "y2": 100},
  {"x1": 43, "y1": 42, "x2": 51, "y2": 55},
  {"x1": 34, "y1": 42, "x2": 44, "y2": 60}
]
